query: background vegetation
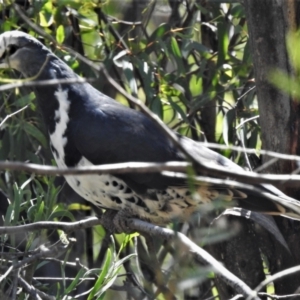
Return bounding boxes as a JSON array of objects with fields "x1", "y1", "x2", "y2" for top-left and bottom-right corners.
[{"x1": 0, "y1": 0, "x2": 299, "y2": 299}]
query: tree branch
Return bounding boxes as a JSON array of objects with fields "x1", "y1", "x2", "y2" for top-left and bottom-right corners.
[
  {"x1": 2, "y1": 160, "x2": 300, "y2": 188},
  {"x1": 0, "y1": 217, "x2": 101, "y2": 235},
  {"x1": 18, "y1": 276, "x2": 55, "y2": 300},
  {"x1": 129, "y1": 218, "x2": 260, "y2": 300}
]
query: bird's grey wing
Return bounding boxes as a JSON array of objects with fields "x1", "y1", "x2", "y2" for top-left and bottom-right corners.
[{"x1": 70, "y1": 93, "x2": 188, "y2": 193}]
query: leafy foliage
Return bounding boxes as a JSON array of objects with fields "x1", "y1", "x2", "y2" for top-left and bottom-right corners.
[{"x1": 0, "y1": 1, "x2": 263, "y2": 299}]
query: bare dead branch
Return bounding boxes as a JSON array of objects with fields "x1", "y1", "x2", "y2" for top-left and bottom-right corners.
[
  {"x1": 18, "y1": 276, "x2": 55, "y2": 300},
  {"x1": 0, "y1": 161, "x2": 189, "y2": 176},
  {"x1": 2, "y1": 159, "x2": 300, "y2": 188},
  {"x1": 11, "y1": 243, "x2": 72, "y2": 271},
  {"x1": 0, "y1": 265, "x2": 13, "y2": 283},
  {"x1": 33, "y1": 276, "x2": 94, "y2": 281},
  {"x1": 252, "y1": 265, "x2": 300, "y2": 299},
  {"x1": 42, "y1": 257, "x2": 89, "y2": 271},
  {"x1": 258, "y1": 292, "x2": 300, "y2": 299},
  {"x1": 0, "y1": 217, "x2": 101, "y2": 235},
  {"x1": 128, "y1": 218, "x2": 261, "y2": 300},
  {"x1": 0, "y1": 77, "x2": 96, "y2": 92},
  {"x1": 201, "y1": 142, "x2": 300, "y2": 165},
  {"x1": 106, "y1": 14, "x2": 143, "y2": 25},
  {"x1": 0, "y1": 105, "x2": 28, "y2": 128}
]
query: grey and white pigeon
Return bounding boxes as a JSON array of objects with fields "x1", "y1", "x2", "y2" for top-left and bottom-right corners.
[{"x1": 0, "y1": 30, "x2": 299, "y2": 226}]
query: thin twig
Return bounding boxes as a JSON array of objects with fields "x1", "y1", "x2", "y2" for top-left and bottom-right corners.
[
  {"x1": 8, "y1": 242, "x2": 72, "y2": 273},
  {"x1": 258, "y1": 292, "x2": 300, "y2": 299},
  {"x1": 0, "y1": 265, "x2": 13, "y2": 283},
  {"x1": 200, "y1": 141, "x2": 300, "y2": 164},
  {"x1": 0, "y1": 77, "x2": 96, "y2": 92},
  {"x1": 42, "y1": 257, "x2": 89, "y2": 271},
  {"x1": 251, "y1": 265, "x2": 300, "y2": 299},
  {"x1": 129, "y1": 218, "x2": 260, "y2": 300},
  {"x1": 0, "y1": 216, "x2": 101, "y2": 235},
  {"x1": 0, "y1": 105, "x2": 28, "y2": 128},
  {"x1": 106, "y1": 14, "x2": 143, "y2": 25},
  {"x1": 18, "y1": 276, "x2": 55, "y2": 300}
]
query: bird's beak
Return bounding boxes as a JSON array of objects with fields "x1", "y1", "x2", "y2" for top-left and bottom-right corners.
[
  {"x1": 0, "y1": 52, "x2": 15, "y2": 69},
  {"x1": 0, "y1": 51, "x2": 8, "y2": 69},
  {"x1": 0, "y1": 60, "x2": 9, "y2": 69}
]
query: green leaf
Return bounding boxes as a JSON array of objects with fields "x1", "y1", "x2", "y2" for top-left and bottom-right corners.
[
  {"x1": 39, "y1": 12, "x2": 50, "y2": 27},
  {"x1": 34, "y1": 199, "x2": 45, "y2": 222},
  {"x1": 170, "y1": 37, "x2": 182, "y2": 58},
  {"x1": 96, "y1": 253, "x2": 136, "y2": 299},
  {"x1": 217, "y1": 20, "x2": 229, "y2": 66},
  {"x1": 23, "y1": 122, "x2": 47, "y2": 147},
  {"x1": 56, "y1": 25, "x2": 65, "y2": 44},
  {"x1": 132, "y1": 56, "x2": 153, "y2": 99},
  {"x1": 168, "y1": 96, "x2": 189, "y2": 124},
  {"x1": 122, "y1": 59, "x2": 138, "y2": 96},
  {"x1": 286, "y1": 30, "x2": 300, "y2": 72},
  {"x1": 269, "y1": 69, "x2": 300, "y2": 98},
  {"x1": 64, "y1": 268, "x2": 85, "y2": 295},
  {"x1": 118, "y1": 233, "x2": 139, "y2": 255},
  {"x1": 242, "y1": 40, "x2": 251, "y2": 64},
  {"x1": 113, "y1": 253, "x2": 136, "y2": 272},
  {"x1": 14, "y1": 92, "x2": 35, "y2": 107},
  {"x1": 87, "y1": 249, "x2": 112, "y2": 300},
  {"x1": 150, "y1": 96, "x2": 163, "y2": 119},
  {"x1": 4, "y1": 204, "x2": 13, "y2": 227},
  {"x1": 48, "y1": 209, "x2": 75, "y2": 222},
  {"x1": 149, "y1": 23, "x2": 171, "y2": 42},
  {"x1": 223, "y1": 108, "x2": 236, "y2": 146},
  {"x1": 181, "y1": 40, "x2": 210, "y2": 58}
]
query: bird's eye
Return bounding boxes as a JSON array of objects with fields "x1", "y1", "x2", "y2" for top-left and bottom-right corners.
[
  {"x1": 0, "y1": 45, "x2": 19, "y2": 61},
  {"x1": 7, "y1": 45, "x2": 18, "y2": 56}
]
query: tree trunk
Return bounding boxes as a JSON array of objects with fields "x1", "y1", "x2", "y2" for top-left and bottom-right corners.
[{"x1": 244, "y1": 0, "x2": 300, "y2": 294}]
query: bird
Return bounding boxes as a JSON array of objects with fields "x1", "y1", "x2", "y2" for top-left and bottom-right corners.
[{"x1": 0, "y1": 30, "x2": 300, "y2": 227}]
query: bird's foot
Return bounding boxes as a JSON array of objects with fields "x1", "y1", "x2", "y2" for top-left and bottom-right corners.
[{"x1": 101, "y1": 209, "x2": 133, "y2": 234}]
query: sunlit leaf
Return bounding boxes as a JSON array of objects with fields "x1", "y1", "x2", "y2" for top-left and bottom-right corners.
[
  {"x1": 223, "y1": 108, "x2": 236, "y2": 146},
  {"x1": 269, "y1": 69, "x2": 300, "y2": 98},
  {"x1": 87, "y1": 248, "x2": 112, "y2": 300},
  {"x1": 56, "y1": 24, "x2": 65, "y2": 44},
  {"x1": 286, "y1": 30, "x2": 300, "y2": 72}
]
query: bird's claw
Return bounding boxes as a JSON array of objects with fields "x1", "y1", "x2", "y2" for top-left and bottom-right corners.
[{"x1": 101, "y1": 209, "x2": 133, "y2": 234}]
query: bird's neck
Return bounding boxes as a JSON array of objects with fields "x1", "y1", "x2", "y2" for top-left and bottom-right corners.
[{"x1": 31, "y1": 58, "x2": 78, "y2": 134}]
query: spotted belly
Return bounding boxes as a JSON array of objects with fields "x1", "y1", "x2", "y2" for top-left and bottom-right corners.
[{"x1": 58, "y1": 156, "x2": 199, "y2": 223}]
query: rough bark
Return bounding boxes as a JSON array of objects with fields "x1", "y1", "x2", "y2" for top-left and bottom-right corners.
[
  {"x1": 244, "y1": 0, "x2": 300, "y2": 295},
  {"x1": 244, "y1": 0, "x2": 295, "y2": 175},
  {"x1": 208, "y1": 218, "x2": 265, "y2": 299}
]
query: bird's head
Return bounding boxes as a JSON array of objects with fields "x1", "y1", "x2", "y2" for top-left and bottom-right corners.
[{"x1": 0, "y1": 31, "x2": 51, "y2": 76}]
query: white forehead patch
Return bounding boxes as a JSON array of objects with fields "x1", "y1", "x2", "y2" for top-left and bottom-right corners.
[{"x1": 0, "y1": 31, "x2": 40, "y2": 58}]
